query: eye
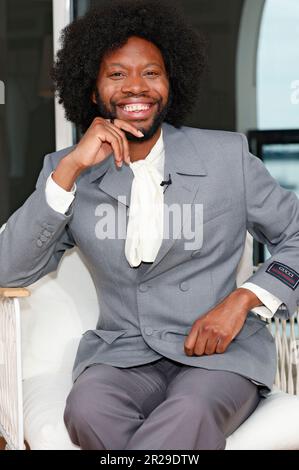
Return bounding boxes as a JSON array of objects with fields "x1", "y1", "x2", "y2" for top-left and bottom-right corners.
[
  {"x1": 145, "y1": 71, "x2": 159, "y2": 76},
  {"x1": 110, "y1": 72, "x2": 124, "y2": 78}
]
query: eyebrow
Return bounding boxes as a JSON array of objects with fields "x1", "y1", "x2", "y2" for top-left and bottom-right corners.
[{"x1": 107, "y1": 62, "x2": 163, "y2": 69}]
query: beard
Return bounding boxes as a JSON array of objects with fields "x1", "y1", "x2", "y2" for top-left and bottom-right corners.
[{"x1": 94, "y1": 88, "x2": 172, "y2": 143}]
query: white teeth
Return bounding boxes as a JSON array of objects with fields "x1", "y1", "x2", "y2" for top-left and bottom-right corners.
[{"x1": 123, "y1": 104, "x2": 151, "y2": 112}]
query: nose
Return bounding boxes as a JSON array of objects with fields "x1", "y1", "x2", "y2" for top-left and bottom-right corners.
[{"x1": 121, "y1": 73, "x2": 150, "y2": 94}]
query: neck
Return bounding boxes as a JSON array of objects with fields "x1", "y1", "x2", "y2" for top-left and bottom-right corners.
[{"x1": 129, "y1": 127, "x2": 161, "y2": 163}]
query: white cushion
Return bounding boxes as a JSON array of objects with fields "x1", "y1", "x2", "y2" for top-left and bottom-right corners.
[
  {"x1": 23, "y1": 373, "x2": 79, "y2": 450},
  {"x1": 226, "y1": 388, "x2": 299, "y2": 450}
]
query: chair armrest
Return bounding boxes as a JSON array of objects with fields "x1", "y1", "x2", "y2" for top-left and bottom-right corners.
[
  {"x1": 265, "y1": 309, "x2": 299, "y2": 395},
  {"x1": 250, "y1": 265, "x2": 299, "y2": 395},
  {"x1": 0, "y1": 288, "x2": 30, "y2": 298},
  {"x1": 0, "y1": 293, "x2": 25, "y2": 449}
]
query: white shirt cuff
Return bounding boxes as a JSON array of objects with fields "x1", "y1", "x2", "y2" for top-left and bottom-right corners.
[
  {"x1": 45, "y1": 171, "x2": 76, "y2": 214},
  {"x1": 240, "y1": 282, "x2": 283, "y2": 319}
]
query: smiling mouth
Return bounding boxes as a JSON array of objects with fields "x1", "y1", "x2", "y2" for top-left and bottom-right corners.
[{"x1": 116, "y1": 102, "x2": 157, "y2": 120}]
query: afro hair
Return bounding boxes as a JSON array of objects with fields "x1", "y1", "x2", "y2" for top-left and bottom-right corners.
[{"x1": 52, "y1": 0, "x2": 207, "y2": 133}]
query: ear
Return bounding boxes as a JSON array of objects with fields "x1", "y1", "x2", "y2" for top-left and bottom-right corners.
[{"x1": 91, "y1": 90, "x2": 97, "y2": 105}]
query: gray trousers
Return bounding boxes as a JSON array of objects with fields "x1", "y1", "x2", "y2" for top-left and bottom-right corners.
[{"x1": 64, "y1": 357, "x2": 261, "y2": 450}]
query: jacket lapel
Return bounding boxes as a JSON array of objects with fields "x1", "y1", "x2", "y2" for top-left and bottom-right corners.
[
  {"x1": 142, "y1": 122, "x2": 207, "y2": 276},
  {"x1": 88, "y1": 149, "x2": 133, "y2": 207}
]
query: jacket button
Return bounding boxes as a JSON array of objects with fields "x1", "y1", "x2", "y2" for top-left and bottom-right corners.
[
  {"x1": 179, "y1": 281, "x2": 189, "y2": 291},
  {"x1": 191, "y1": 249, "x2": 201, "y2": 258},
  {"x1": 139, "y1": 283, "x2": 149, "y2": 292},
  {"x1": 36, "y1": 239, "x2": 43, "y2": 247},
  {"x1": 144, "y1": 327, "x2": 153, "y2": 336}
]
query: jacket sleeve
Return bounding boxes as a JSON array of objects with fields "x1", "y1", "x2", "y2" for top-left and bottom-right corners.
[
  {"x1": 0, "y1": 152, "x2": 76, "y2": 288},
  {"x1": 240, "y1": 133, "x2": 299, "y2": 319}
]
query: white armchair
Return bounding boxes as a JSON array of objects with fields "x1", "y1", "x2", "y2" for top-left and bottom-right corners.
[{"x1": 0, "y1": 232, "x2": 299, "y2": 450}]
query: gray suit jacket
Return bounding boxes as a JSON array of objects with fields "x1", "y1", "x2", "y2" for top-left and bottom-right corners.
[{"x1": 1, "y1": 122, "x2": 299, "y2": 390}]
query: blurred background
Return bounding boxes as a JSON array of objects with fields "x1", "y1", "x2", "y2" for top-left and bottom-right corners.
[{"x1": 0, "y1": 0, "x2": 298, "y2": 261}]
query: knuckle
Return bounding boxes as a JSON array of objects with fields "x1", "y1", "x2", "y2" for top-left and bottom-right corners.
[
  {"x1": 202, "y1": 324, "x2": 210, "y2": 333},
  {"x1": 93, "y1": 117, "x2": 104, "y2": 126}
]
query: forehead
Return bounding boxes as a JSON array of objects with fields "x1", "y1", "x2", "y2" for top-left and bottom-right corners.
[{"x1": 101, "y1": 36, "x2": 165, "y2": 68}]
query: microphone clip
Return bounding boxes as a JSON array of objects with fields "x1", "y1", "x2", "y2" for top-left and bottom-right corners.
[{"x1": 160, "y1": 174, "x2": 172, "y2": 193}]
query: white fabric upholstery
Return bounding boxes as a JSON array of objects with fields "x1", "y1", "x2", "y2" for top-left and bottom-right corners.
[
  {"x1": 23, "y1": 373, "x2": 79, "y2": 450},
  {"x1": 20, "y1": 250, "x2": 99, "y2": 380},
  {"x1": 19, "y1": 235, "x2": 299, "y2": 450},
  {"x1": 226, "y1": 387, "x2": 299, "y2": 450},
  {"x1": 20, "y1": 249, "x2": 98, "y2": 449}
]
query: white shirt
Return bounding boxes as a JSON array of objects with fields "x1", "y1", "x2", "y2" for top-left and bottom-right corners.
[{"x1": 45, "y1": 130, "x2": 283, "y2": 319}]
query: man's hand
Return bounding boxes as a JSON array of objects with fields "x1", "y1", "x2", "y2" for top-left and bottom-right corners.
[
  {"x1": 68, "y1": 117, "x2": 144, "y2": 171},
  {"x1": 184, "y1": 288, "x2": 263, "y2": 356},
  {"x1": 52, "y1": 117, "x2": 144, "y2": 191}
]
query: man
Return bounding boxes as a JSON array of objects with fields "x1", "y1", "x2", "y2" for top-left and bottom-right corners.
[{"x1": 1, "y1": 0, "x2": 299, "y2": 450}]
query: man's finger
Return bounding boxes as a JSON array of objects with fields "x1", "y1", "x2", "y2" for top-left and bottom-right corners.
[
  {"x1": 95, "y1": 129, "x2": 122, "y2": 167},
  {"x1": 215, "y1": 336, "x2": 231, "y2": 354},
  {"x1": 104, "y1": 126, "x2": 125, "y2": 163},
  {"x1": 193, "y1": 331, "x2": 209, "y2": 356},
  {"x1": 107, "y1": 118, "x2": 144, "y2": 138},
  {"x1": 105, "y1": 122, "x2": 130, "y2": 164},
  {"x1": 184, "y1": 327, "x2": 199, "y2": 356},
  {"x1": 204, "y1": 336, "x2": 220, "y2": 355}
]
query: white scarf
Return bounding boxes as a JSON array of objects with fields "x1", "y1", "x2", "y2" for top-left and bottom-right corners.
[{"x1": 125, "y1": 130, "x2": 164, "y2": 267}]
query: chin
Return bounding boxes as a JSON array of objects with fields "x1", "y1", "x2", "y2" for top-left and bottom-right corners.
[{"x1": 125, "y1": 130, "x2": 148, "y2": 142}]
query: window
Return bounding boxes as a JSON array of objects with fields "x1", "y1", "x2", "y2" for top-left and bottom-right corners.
[
  {"x1": 0, "y1": 0, "x2": 55, "y2": 225},
  {"x1": 257, "y1": 0, "x2": 299, "y2": 129}
]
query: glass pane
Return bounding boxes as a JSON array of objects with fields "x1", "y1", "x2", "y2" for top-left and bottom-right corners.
[
  {"x1": 257, "y1": 0, "x2": 299, "y2": 129},
  {"x1": 261, "y1": 141, "x2": 299, "y2": 260},
  {"x1": 0, "y1": 0, "x2": 55, "y2": 226},
  {"x1": 263, "y1": 143, "x2": 299, "y2": 196}
]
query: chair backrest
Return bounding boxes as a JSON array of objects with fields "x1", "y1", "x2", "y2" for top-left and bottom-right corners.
[{"x1": 20, "y1": 248, "x2": 99, "y2": 380}]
